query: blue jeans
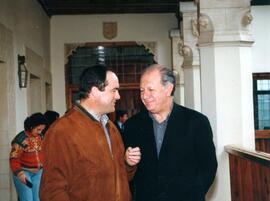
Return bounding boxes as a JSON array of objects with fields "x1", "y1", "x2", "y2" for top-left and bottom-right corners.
[{"x1": 13, "y1": 169, "x2": 43, "y2": 201}]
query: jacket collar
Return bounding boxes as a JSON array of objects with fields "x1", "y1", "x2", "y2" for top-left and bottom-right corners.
[
  {"x1": 74, "y1": 102, "x2": 98, "y2": 122},
  {"x1": 74, "y1": 102, "x2": 109, "y2": 125}
]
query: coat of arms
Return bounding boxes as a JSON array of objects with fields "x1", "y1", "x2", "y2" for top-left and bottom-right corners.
[{"x1": 103, "y1": 22, "x2": 117, "y2": 40}]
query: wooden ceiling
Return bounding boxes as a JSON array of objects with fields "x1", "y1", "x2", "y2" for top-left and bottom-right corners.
[
  {"x1": 36, "y1": 0, "x2": 269, "y2": 17},
  {"x1": 36, "y1": 0, "x2": 193, "y2": 17}
]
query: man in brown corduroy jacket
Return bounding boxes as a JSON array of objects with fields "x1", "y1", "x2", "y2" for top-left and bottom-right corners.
[{"x1": 40, "y1": 65, "x2": 141, "y2": 201}]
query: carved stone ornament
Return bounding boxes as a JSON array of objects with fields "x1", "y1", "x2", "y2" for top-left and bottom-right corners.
[
  {"x1": 103, "y1": 22, "x2": 117, "y2": 40},
  {"x1": 191, "y1": 15, "x2": 209, "y2": 37},
  {"x1": 182, "y1": 45, "x2": 192, "y2": 57},
  {"x1": 242, "y1": 11, "x2": 253, "y2": 27},
  {"x1": 199, "y1": 16, "x2": 209, "y2": 29},
  {"x1": 191, "y1": 18, "x2": 199, "y2": 37},
  {"x1": 178, "y1": 41, "x2": 192, "y2": 58},
  {"x1": 178, "y1": 40, "x2": 184, "y2": 56}
]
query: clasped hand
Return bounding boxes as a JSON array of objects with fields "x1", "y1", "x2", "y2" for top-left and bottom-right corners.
[{"x1": 125, "y1": 147, "x2": 141, "y2": 166}]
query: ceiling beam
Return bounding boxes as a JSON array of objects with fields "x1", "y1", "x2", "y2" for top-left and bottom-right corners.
[{"x1": 37, "y1": 0, "x2": 184, "y2": 16}]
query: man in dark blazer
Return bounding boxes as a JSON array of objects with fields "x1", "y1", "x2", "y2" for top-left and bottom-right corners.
[
  {"x1": 123, "y1": 64, "x2": 217, "y2": 201},
  {"x1": 114, "y1": 110, "x2": 128, "y2": 136}
]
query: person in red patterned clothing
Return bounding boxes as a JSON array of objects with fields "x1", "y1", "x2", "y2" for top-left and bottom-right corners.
[{"x1": 10, "y1": 113, "x2": 47, "y2": 201}]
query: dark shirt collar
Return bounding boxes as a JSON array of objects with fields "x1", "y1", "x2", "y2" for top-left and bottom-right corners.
[{"x1": 148, "y1": 101, "x2": 174, "y2": 124}]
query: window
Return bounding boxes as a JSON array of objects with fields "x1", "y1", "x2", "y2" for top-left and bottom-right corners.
[{"x1": 253, "y1": 73, "x2": 270, "y2": 130}]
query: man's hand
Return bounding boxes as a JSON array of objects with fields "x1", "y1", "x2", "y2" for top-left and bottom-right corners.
[{"x1": 125, "y1": 147, "x2": 141, "y2": 166}]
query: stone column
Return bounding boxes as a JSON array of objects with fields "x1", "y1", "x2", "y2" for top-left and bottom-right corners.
[
  {"x1": 180, "y1": 2, "x2": 202, "y2": 111},
  {"x1": 169, "y1": 29, "x2": 185, "y2": 106},
  {"x1": 198, "y1": 1, "x2": 254, "y2": 201}
]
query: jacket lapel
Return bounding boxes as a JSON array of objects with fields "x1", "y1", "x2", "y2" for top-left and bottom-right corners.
[
  {"x1": 140, "y1": 112, "x2": 159, "y2": 162},
  {"x1": 158, "y1": 104, "x2": 187, "y2": 160}
]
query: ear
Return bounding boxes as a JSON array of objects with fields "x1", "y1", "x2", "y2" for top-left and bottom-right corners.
[
  {"x1": 89, "y1": 86, "x2": 99, "y2": 98},
  {"x1": 165, "y1": 83, "x2": 174, "y2": 96}
]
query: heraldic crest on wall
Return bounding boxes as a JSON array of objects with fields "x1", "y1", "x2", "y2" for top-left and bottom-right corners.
[{"x1": 103, "y1": 22, "x2": 117, "y2": 40}]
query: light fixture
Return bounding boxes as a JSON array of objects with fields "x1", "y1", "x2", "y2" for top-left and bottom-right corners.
[{"x1": 18, "y1": 55, "x2": 28, "y2": 88}]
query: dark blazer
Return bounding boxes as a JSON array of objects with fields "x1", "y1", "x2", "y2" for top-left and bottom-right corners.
[
  {"x1": 114, "y1": 121, "x2": 124, "y2": 137},
  {"x1": 123, "y1": 103, "x2": 217, "y2": 201}
]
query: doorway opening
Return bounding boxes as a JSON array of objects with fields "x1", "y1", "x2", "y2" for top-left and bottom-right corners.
[{"x1": 65, "y1": 41, "x2": 156, "y2": 119}]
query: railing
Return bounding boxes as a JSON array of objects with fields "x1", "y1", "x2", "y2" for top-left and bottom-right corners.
[
  {"x1": 225, "y1": 145, "x2": 270, "y2": 201},
  {"x1": 255, "y1": 130, "x2": 270, "y2": 153}
]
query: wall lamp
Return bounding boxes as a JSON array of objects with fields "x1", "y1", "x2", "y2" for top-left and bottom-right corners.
[{"x1": 18, "y1": 55, "x2": 28, "y2": 88}]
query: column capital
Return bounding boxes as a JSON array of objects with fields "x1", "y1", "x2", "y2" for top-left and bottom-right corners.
[
  {"x1": 198, "y1": 6, "x2": 254, "y2": 45},
  {"x1": 201, "y1": 0, "x2": 251, "y2": 9}
]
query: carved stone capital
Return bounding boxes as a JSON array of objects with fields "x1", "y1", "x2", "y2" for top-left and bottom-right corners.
[
  {"x1": 191, "y1": 14, "x2": 210, "y2": 37},
  {"x1": 242, "y1": 11, "x2": 253, "y2": 27},
  {"x1": 199, "y1": 15, "x2": 210, "y2": 30},
  {"x1": 182, "y1": 45, "x2": 193, "y2": 57},
  {"x1": 178, "y1": 42, "x2": 193, "y2": 66},
  {"x1": 178, "y1": 41, "x2": 192, "y2": 58}
]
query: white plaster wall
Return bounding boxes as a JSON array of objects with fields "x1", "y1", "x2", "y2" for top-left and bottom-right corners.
[
  {"x1": 0, "y1": 0, "x2": 50, "y2": 71},
  {"x1": 50, "y1": 14, "x2": 178, "y2": 114},
  {"x1": 0, "y1": 0, "x2": 50, "y2": 132},
  {"x1": 251, "y1": 6, "x2": 270, "y2": 73},
  {"x1": 0, "y1": 1, "x2": 50, "y2": 200}
]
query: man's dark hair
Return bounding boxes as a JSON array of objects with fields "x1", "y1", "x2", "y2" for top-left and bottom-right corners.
[
  {"x1": 79, "y1": 65, "x2": 109, "y2": 99},
  {"x1": 24, "y1": 113, "x2": 47, "y2": 131},
  {"x1": 115, "y1": 110, "x2": 128, "y2": 121}
]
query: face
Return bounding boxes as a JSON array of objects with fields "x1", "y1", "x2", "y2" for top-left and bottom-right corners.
[
  {"x1": 31, "y1": 124, "x2": 46, "y2": 135},
  {"x1": 96, "y1": 71, "x2": 120, "y2": 115},
  {"x1": 140, "y1": 69, "x2": 173, "y2": 114}
]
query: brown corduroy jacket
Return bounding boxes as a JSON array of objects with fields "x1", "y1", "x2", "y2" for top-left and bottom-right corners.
[{"x1": 40, "y1": 105, "x2": 135, "y2": 201}]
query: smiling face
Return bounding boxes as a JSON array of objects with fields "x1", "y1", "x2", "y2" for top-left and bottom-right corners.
[
  {"x1": 140, "y1": 69, "x2": 173, "y2": 115},
  {"x1": 95, "y1": 71, "x2": 120, "y2": 115}
]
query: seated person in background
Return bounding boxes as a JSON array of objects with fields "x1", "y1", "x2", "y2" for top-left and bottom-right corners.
[
  {"x1": 10, "y1": 113, "x2": 47, "y2": 201},
  {"x1": 43, "y1": 110, "x2": 60, "y2": 134},
  {"x1": 114, "y1": 110, "x2": 128, "y2": 136}
]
